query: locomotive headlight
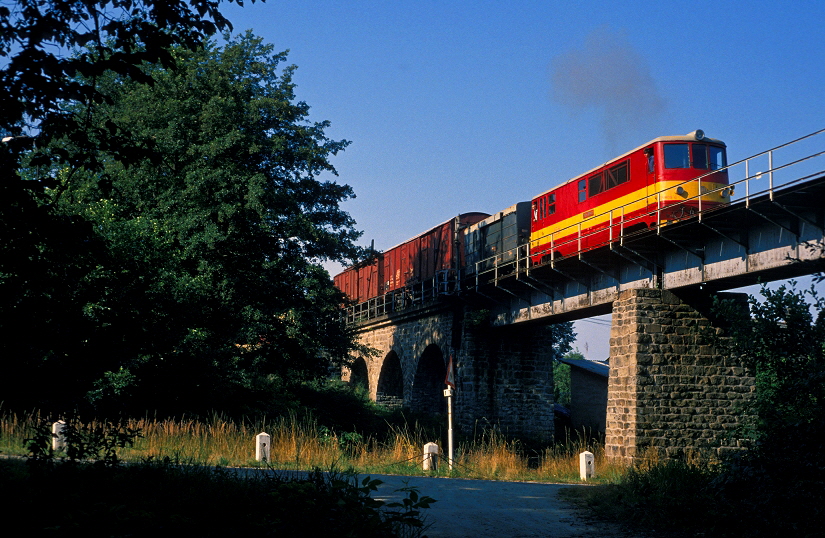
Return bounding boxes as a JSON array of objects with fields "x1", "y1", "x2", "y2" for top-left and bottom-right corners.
[{"x1": 692, "y1": 129, "x2": 705, "y2": 140}]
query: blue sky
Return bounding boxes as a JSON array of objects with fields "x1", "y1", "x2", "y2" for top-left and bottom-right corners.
[{"x1": 221, "y1": 1, "x2": 825, "y2": 359}]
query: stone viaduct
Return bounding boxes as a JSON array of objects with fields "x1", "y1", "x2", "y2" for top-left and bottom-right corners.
[
  {"x1": 344, "y1": 288, "x2": 755, "y2": 463},
  {"x1": 345, "y1": 298, "x2": 560, "y2": 441},
  {"x1": 343, "y1": 158, "x2": 825, "y2": 464}
]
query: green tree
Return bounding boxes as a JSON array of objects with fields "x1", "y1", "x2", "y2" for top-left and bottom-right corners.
[
  {"x1": 1, "y1": 1, "x2": 245, "y2": 180},
  {"x1": 554, "y1": 349, "x2": 584, "y2": 408},
  {"x1": 712, "y1": 282, "x2": 825, "y2": 533},
  {"x1": 1, "y1": 1, "x2": 235, "y2": 135},
  {"x1": 3, "y1": 32, "x2": 364, "y2": 416},
  {"x1": 0, "y1": 1, "x2": 249, "y2": 411},
  {"x1": 718, "y1": 282, "x2": 825, "y2": 452}
]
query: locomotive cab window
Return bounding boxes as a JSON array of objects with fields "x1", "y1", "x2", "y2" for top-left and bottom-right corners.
[
  {"x1": 664, "y1": 144, "x2": 690, "y2": 169},
  {"x1": 588, "y1": 172, "x2": 603, "y2": 197},
  {"x1": 546, "y1": 193, "x2": 556, "y2": 215},
  {"x1": 578, "y1": 179, "x2": 587, "y2": 202},
  {"x1": 692, "y1": 144, "x2": 709, "y2": 169},
  {"x1": 709, "y1": 146, "x2": 727, "y2": 170},
  {"x1": 644, "y1": 147, "x2": 655, "y2": 173},
  {"x1": 666, "y1": 143, "x2": 726, "y2": 170}
]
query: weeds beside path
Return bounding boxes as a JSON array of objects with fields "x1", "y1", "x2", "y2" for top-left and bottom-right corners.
[{"x1": 0, "y1": 410, "x2": 618, "y2": 483}]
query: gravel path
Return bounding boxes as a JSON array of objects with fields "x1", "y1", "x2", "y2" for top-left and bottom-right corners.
[
  {"x1": 240, "y1": 468, "x2": 644, "y2": 537},
  {"x1": 365, "y1": 474, "x2": 639, "y2": 538}
]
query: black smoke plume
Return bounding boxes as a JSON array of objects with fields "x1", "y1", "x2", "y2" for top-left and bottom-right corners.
[{"x1": 550, "y1": 26, "x2": 667, "y2": 156}]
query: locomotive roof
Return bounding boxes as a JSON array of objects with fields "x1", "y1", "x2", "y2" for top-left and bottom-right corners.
[{"x1": 535, "y1": 131, "x2": 726, "y2": 199}]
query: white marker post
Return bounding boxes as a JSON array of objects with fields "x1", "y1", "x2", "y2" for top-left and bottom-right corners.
[
  {"x1": 52, "y1": 420, "x2": 67, "y2": 452},
  {"x1": 579, "y1": 450, "x2": 595, "y2": 481},
  {"x1": 255, "y1": 432, "x2": 271, "y2": 463},
  {"x1": 423, "y1": 442, "x2": 439, "y2": 471},
  {"x1": 444, "y1": 355, "x2": 456, "y2": 470},
  {"x1": 443, "y1": 386, "x2": 454, "y2": 470}
]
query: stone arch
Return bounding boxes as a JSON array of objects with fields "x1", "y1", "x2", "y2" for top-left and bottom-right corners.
[
  {"x1": 376, "y1": 351, "x2": 404, "y2": 409},
  {"x1": 410, "y1": 344, "x2": 447, "y2": 415},
  {"x1": 348, "y1": 356, "x2": 370, "y2": 393}
]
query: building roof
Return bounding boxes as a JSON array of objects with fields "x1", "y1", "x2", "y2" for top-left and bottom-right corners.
[{"x1": 559, "y1": 358, "x2": 609, "y2": 378}]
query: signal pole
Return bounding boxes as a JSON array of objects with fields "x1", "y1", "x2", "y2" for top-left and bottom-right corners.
[{"x1": 444, "y1": 354, "x2": 456, "y2": 470}]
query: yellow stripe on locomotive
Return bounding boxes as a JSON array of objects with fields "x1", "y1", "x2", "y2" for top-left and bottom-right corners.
[{"x1": 529, "y1": 131, "x2": 729, "y2": 263}]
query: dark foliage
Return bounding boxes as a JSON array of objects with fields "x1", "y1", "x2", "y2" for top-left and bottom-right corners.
[
  {"x1": 5, "y1": 420, "x2": 434, "y2": 537},
  {"x1": 1, "y1": 1, "x2": 236, "y2": 411},
  {"x1": 709, "y1": 282, "x2": 825, "y2": 536},
  {"x1": 0, "y1": 458, "x2": 433, "y2": 537},
  {"x1": 1, "y1": 1, "x2": 366, "y2": 418},
  {"x1": 577, "y1": 282, "x2": 825, "y2": 537}
]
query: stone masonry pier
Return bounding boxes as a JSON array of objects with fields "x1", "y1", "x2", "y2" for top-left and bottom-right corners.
[{"x1": 606, "y1": 288, "x2": 754, "y2": 463}]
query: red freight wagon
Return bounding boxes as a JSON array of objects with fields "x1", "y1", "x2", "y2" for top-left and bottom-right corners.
[
  {"x1": 530, "y1": 131, "x2": 729, "y2": 264},
  {"x1": 332, "y1": 269, "x2": 356, "y2": 301},
  {"x1": 333, "y1": 255, "x2": 382, "y2": 304},
  {"x1": 356, "y1": 258, "x2": 381, "y2": 303},
  {"x1": 381, "y1": 212, "x2": 488, "y2": 295},
  {"x1": 334, "y1": 212, "x2": 489, "y2": 306}
]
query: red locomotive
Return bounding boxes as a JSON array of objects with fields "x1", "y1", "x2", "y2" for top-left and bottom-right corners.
[
  {"x1": 530, "y1": 130, "x2": 729, "y2": 264},
  {"x1": 334, "y1": 131, "x2": 729, "y2": 309}
]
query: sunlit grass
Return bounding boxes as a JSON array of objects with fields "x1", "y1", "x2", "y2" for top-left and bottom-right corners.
[{"x1": 0, "y1": 408, "x2": 630, "y2": 483}]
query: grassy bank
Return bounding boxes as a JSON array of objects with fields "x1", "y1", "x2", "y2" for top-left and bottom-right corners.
[{"x1": 0, "y1": 409, "x2": 622, "y2": 483}]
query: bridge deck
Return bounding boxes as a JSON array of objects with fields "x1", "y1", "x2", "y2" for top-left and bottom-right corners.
[{"x1": 486, "y1": 174, "x2": 825, "y2": 325}]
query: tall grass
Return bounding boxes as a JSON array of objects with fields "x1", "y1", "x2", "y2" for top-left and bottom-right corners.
[{"x1": 0, "y1": 408, "x2": 628, "y2": 483}]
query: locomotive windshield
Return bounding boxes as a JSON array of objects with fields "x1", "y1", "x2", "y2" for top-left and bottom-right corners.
[
  {"x1": 709, "y1": 146, "x2": 726, "y2": 170},
  {"x1": 664, "y1": 143, "x2": 727, "y2": 170},
  {"x1": 664, "y1": 144, "x2": 690, "y2": 168}
]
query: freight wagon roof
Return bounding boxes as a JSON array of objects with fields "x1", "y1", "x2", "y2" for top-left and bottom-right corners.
[
  {"x1": 465, "y1": 202, "x2": 529, "y2": 234},
  {"x1": 380, "y1": 212, "x2": 490, "y2": 253},
  {"x1": 333, "y1": 212, "x2": 488, "y2": 279},
  {"x1": 534, "y1": 131, "x2": 726, "y2": 199}
]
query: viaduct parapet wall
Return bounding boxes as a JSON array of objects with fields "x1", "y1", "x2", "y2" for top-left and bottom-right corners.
[{"x1": 606, "y1": 288, "x2": 754, "y2": 463}]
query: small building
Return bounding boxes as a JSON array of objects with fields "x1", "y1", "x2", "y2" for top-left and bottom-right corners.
[{"x1": 559, "y1": 358, "x2": 609, "y2": 437}]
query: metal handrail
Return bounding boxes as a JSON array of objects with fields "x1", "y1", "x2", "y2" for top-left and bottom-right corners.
[
  {"x1": 528, "y1": 128, "x2": 825, "y2": 263},
  {"x1": 341, "y1": 271, "x2": 461, "y2": 322},
  {"x1": 344, "y1": 129, "x2": 825, "y2": 315}
]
